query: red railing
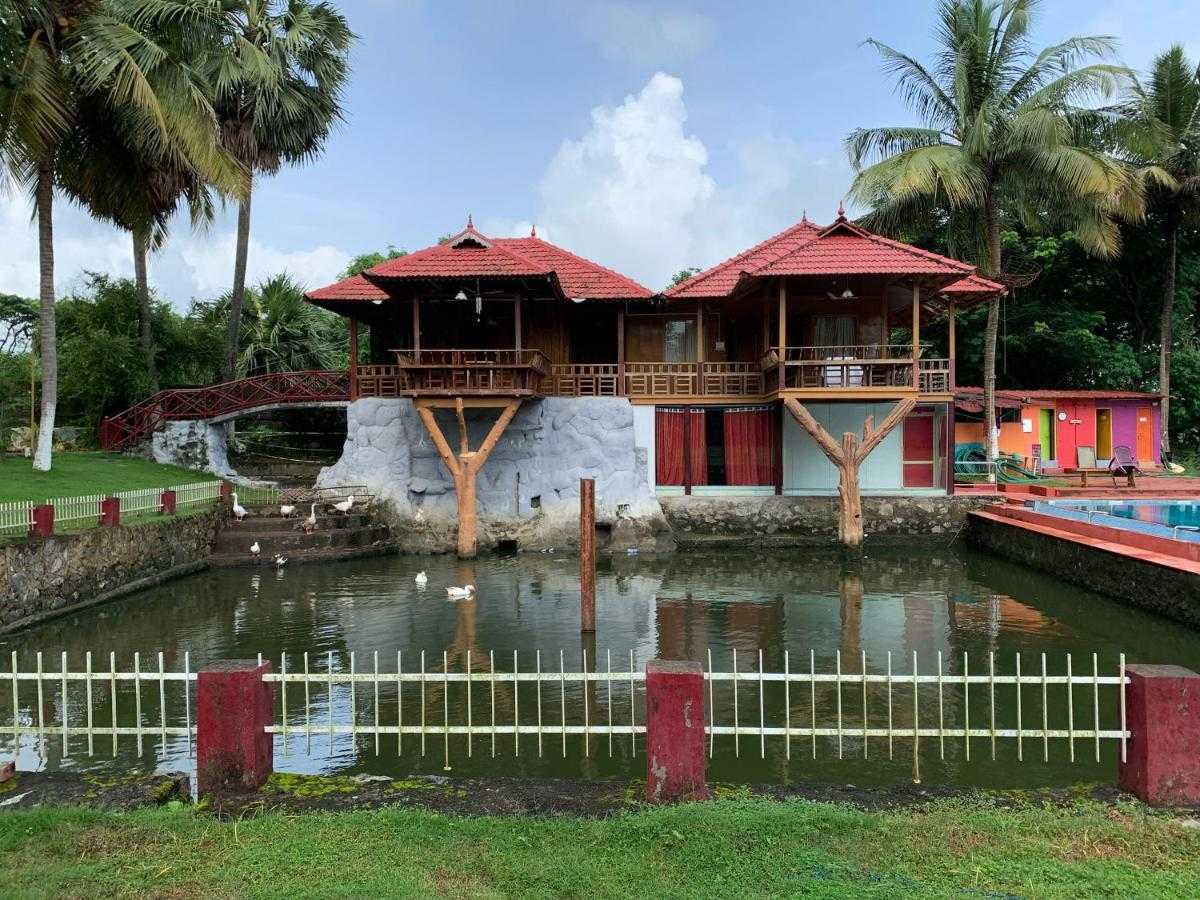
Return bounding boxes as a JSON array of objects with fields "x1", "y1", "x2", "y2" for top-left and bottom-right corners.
[{"x1": 100, "y1": 371, "x2": 350, "y2": 451}]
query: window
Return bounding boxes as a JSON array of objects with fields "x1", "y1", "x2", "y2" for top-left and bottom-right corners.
[{"x1": 663, "y1": 319, "x2": 697, "y2": 362}]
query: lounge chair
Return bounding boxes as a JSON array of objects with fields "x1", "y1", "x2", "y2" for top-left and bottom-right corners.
[
  {"x1": 1071, "y1": 446, "x2": 1108, "y2": 486},
  {"x1": 1108, "y1": 445, "x2": 1140, "y2": 488}
]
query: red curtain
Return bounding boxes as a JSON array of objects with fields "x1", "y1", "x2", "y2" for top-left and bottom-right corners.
[
  {"x1": 656, "y1": 408, "x2": 709, "y2": 486},
  {"x1": 724, "y1": 407, "x2": 777, "y2": 485}
]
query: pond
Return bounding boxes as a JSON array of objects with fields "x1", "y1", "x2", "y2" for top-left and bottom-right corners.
[{"x1": 4, "y1": 546, "x2": 1199, "y2": 788}]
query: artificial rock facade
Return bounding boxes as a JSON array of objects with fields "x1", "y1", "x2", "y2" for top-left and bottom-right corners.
[{"x1": 316, "y1": 397, "x2": 673, "y2": 553}]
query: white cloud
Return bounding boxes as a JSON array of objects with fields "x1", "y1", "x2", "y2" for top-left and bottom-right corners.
[
  {"x1": 534, "y1": 73, "x2": 851, "y2": 291},
  {"x1": 0, "y1": 191, "x2": 350, "y2": 306},
  {"x1": 574, "y1": 2, "x2": 715, "y2": 67}
]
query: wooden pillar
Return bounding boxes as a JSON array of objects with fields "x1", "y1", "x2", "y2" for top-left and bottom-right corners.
[
  {"x1": 777, "y1": 280, "x2": 787, "y2": 391},
  {"x1": 695, "y1": 305, "x2": 705, "y2": 395},
  {"x1": 784, "y1": 397, "x2": 916, "y2": 549},
  {"x1": 944, "y1": 401, "x2": 955, "y2": 496},
  {"x1": 617, "y1": 306, "x2": 626, "y2": 396},
  {"x1": 580, "y1": 478, "x2": 596, "y2": 632},
  {"x1": 911, "y1": 282, "x2": 920, "y2": 389},
  {"x1": 348, "y1": 316, "x2": 359, "y2": 401},
  {"x1": 412, "y1": 297, "x2": 421, "y2": 356},
  {"x1": 947, "y1": 300, "x2": 957, "y2": 390},
  {"x1": 514, "y1": 295, "x2": 523, "y2": 352}
]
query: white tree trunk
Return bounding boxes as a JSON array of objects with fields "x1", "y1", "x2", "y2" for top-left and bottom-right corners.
[{"x1": 33, "y1": 161, "x2": 57, "y2": 472}]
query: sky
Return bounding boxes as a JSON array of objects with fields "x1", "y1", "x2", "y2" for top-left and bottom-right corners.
[{"x1": 1, "y1": 0, "x2": 1196, "y2": 306}]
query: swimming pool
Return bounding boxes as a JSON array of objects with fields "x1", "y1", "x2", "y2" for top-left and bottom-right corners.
[{"x1": 1037, "y1": 499, "x2": 1200, "y2": 541}]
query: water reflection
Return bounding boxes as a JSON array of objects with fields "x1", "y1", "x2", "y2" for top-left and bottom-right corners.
[{"x1": 3, "y1": 547, "x2": 1199, "y2": 788}]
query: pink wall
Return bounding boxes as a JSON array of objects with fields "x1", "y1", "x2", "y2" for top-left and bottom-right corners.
[{"x1": 1109, "y1": 400, "x2": 1161, "y2": 464}]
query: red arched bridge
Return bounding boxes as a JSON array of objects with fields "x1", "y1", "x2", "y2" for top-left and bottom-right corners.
[{"x1": 100, "y1": 370, "x2": 350, "y2": 451}]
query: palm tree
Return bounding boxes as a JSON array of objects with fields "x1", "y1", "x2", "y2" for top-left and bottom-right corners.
[
  {"x1": 236, "y1": 273, "x2": 343, "y2": 375},
  {"x1": 207, "y1": 1, "x2": 354, "y2": 382},
  {"x1": 0, "y1": 1, "x2": 241, "y2": 471},
  {"x1": 1111, "y1": 46, "x2": 1200, "y2": 458},
  {"x1": 845, "y1": 0, "x2": 1141, "y2": 464}
]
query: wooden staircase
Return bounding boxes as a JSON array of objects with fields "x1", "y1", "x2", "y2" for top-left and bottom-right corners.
[{"x1": 210, "y1": 511, "x2": 394, "y2": 568}]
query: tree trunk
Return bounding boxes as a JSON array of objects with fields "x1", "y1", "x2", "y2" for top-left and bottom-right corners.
[
  {"x1": 836, "y1": 435, "x2": 865, "y2": 547},
  {"x1": 133, "y1": 229, "x2": 159, "y2": 394},
  {"x1": 981, "y1": 188, "x2": 1002, "y2": 471},
  {"x1": 33, "y1": 161, "x2": 57, "y2": 472},
  {"x1": 1159, "y1": 205, "x2": 1178, "y2": 459},
  {"x1": 223, "y1": 181, "x2": 253, "y2": 382}
]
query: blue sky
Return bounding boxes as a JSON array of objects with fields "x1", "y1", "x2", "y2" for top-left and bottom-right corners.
[{"x1": 1, "y1": 0, "x2": 1195, "y2": 304}]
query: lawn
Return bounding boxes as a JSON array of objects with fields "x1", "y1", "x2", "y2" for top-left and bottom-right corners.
[
  {"x1": 2, "y1": 796, "x2": 1198, "y2": 898},
  {"x1": 0, "y1": 452, "x2": 212, "y2": 503}
]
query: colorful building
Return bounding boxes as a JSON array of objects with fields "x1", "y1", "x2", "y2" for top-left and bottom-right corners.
[{"x1": 954, "y1": 389, "x2": 1163, "y2": 470}]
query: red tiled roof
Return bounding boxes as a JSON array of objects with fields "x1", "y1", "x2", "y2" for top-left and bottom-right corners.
[
  {"x1": 941, "y1": 273, "x2": 1006, "y2": 299},
  {"x1": 305, "y1": 273, "x2": 388, "y2": 302},
  {"x1": 667, "y1": 213, "x2": 976, "y2": 298},
  {"x1": 956, "y1": 387, "x2": 1161, "y2": 401},
  {"x1": 494, "y1": 236, "x2": 653, "y2": 299},
  {"x1": 367, "y1": 224, "x2": 552, "y2": 280},
  {"x1": 665, "y1": 219, "x2": 821, "y2": 298}
]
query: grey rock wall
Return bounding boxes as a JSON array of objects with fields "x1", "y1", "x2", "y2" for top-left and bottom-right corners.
[
  {"x1": 151, "y1": 421, "x2": 236, "y2": 478},
  {"x1": 316, "y1": 397, "x2": 672, "y2": 553}
]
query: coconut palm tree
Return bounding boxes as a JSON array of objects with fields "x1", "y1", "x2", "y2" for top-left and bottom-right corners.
[
  {"x1": 235, "y1": 273, "x2": 343, "y2": 375},
  {"x1": 0, "y1": 0, "x2": 242, "y2": 471},
  {"x1": 1110, "y1": 46, "x2": 1200, "y2": 458},
  {"x1": 206, "y1": 1, "x2": 354, "y2": 382},
  {"x1": 845, "y1": 0, "x2": 1141, "y2": 464}
]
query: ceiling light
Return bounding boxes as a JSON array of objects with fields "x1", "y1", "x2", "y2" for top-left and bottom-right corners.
[
  {"x1": 571, "y1": 297, "x2": 586, "y2": 304},
  {"x1": 371, "y1": 299, "x2": 383, "y2": 305},
  {"x1": 454, "y1": 290, "x2": 469, "y2": 301}
]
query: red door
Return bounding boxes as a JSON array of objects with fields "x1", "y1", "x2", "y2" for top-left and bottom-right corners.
[
  {"x1": 902, "y1": 415, "x2": 935, "y2": 487},
  {"x1": 1055, "y1": 402, "x2": 1076, "y2": 470}
]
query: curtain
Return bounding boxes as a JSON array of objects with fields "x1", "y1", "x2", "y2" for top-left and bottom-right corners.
[
  {"x1": 723, "y1": 406, "x2": 777, "y2": 485},
  {"x1": 656, "y1": 408, "x2": 709, "y2": 486}
]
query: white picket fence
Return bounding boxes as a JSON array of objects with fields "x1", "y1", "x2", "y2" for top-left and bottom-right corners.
[
  {"x1": 0, "y1": 501, "x2": 33, "y2": 536},
  {"x1": 0, "y1": 481, "x2": 223, "y2": 537}
]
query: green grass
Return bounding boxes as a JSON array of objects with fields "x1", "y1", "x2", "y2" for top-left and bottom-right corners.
[
  {"x1": 2, "y1": 796, "x2": 1198, "y2": 898},
  {"x1": 0, "y1": 452, "x2": 213, "y2": 503}
]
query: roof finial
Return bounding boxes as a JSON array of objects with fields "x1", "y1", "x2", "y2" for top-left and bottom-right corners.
[
  {"x1": 836, "y1": 201, "x2": 845, "y2": 219},
  {"x1": 530, "y1": 223, "x2": 537, "y2": 238},
  {"x1": 467, "y1": 213, "x2": 474, "y2": 230},
  {"x1": 801, "y1": 209, "x2": 808, "y2": 224}
]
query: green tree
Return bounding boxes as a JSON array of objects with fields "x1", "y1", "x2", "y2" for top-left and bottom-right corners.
[
  {"x1": 1110, "y1": 45, "x2": 1200, "y2": 457},
  {"x1": 669, "y1": 267, "x2": 700, "y2": 288},
  {"x1": 0, "y1": 0, "x2": 238, "y2": 471},
  {"x1": 845, "y1": 0, "x2": 1140, "y2": 464},
  {"x1": 342, "y1": 245, "x2": 406, "y2": 277},
  {"x1": 207, "y1": 1, "x2": 354, "y2": 382}
]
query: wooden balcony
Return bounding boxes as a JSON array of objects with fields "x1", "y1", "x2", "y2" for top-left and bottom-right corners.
[
  {"x1": 355, "y1": 349, "x2": 549, "y2": 398},
  {"x1": 550, "y1": 362, "x2": 764, "y2": 398},
  {"x1": 760, "y1": 345, "x2": 951, "y2": 394}
]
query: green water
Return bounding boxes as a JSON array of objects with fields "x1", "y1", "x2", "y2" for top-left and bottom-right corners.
[{"x1": 3, "y1": 547, "x2": 1199, "y2": 788}]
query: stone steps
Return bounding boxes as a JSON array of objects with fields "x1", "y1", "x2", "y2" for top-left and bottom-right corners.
[
  {"x1": 232, "y1": 512, "x2": 373, "y2": 532},
  {"x1": 209, "y1": 542, "x2": 397, "y2": 568},
  {"x1": 210, "y1": 513, "x2": 393, "y2": 567}
]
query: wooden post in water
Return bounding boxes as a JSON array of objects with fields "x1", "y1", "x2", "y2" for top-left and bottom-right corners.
[{"x1": 580, "y1": 478, "x2": 596, "y2": 632}]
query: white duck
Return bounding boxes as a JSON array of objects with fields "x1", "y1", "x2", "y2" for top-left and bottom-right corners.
[
  {"x1": 250, "y1": 541, "x2": 261, "y2": 558},
  {"x1": 302, "y1": 504, "x2": 317, "y2": 534},
  {"x1": 414, "y1": 571, "x2": 428, "y2": 587},
  {"x1": 274, "y1": 554, "x2": 287, "y2": 568},
  {"x1": 280, "y1": 503, "x2": 296, "y2": 517},
  {"x1": 333, "y1": 494, "x2": 355, "y2": 515},
  {"x1": 231, "y1": 492, "x2": 248, "y2": 523},
  {"x1": 446, "y1": 584, "x2": 475, "y2": 600}
]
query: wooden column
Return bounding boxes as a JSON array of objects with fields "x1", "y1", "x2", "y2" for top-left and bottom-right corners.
[
  {"x1": 784, "y1": 397, "x2": 917, "y2": 550},
  {"x1": 514, "y1": 295, "x2": 523, "y2": 352},
  {"x1": 947, "y1": 300, "x2": 957, "y2": 390},
  {"x1": 348, "y1": 316, "x2": 359, "y2": 401},
  {"x1": 617, "y1": 306, "x2": 626, "y2": 396},
  {"x1": 777, "y1": 280, "x2": 787, "y2": 391},
  {"x1": 416, "y1": 399, "x2": 521, "y2": 558},
  {"x1": 944, "y1": 401, "x2": 956, "y2": 496},
  {"x1": 695, "y1": 305, "x2": 705, "y2": 395},
  {"x1": 580, "y1": 478, "x2": 596, "y2": 632},
  {"x1": 911, "y1": 282, "x2": 921, "y2": 389},
  {"x1": 412, "y1": 297, "x2": 421, "y2": 356}
]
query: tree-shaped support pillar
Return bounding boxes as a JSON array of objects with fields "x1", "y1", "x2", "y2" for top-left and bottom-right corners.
[
  {"x1": 415, "y1": 397, "x2": 522, "y2": 558},
  {"x1": 783, "y1": 397, "x2": 917, "y2": 550}
]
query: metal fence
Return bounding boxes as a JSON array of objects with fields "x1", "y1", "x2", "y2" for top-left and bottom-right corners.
[{"x1": 2, "y1": 648, "x2": 1131, "y2": 778}]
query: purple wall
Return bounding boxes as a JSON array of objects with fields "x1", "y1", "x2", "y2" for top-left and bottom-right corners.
[{"x1": 1108, "y1": 399, "x2": 1161, "y2": 462}]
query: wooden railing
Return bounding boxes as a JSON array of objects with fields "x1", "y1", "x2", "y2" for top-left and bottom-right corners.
[
  {"x1": 760, "y1": 345, "x2": 951, "y2": 393},
  {"x1": 918, "y1": 358, "x2": 952, "y2": 393},
  {"x1": 362, "y1": 349, "x2": 550, "y2": 397},
  {"x1": 551, "y1": 364, "x2": 621, "y2": 397}
]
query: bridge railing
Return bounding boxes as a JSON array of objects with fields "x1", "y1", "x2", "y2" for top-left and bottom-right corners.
[{"x1": 100, "y1": 371, "x2": 350, "y2": 451}]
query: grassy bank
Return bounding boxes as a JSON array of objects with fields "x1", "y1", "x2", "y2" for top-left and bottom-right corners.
[
  {"x1": 0, "y1": 452, "x2": 210, "y2": 503},
  {"x1": 2, "y1": 795, "x2": 1198, "y2": 898}
]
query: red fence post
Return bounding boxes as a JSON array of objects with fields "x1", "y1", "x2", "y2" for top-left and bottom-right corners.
[
  {"x1": 161, "y1": 489, "x2": 176, "y2": 515},
  {"x1": 196, "y1": 659, "x2": 274, "y2": 797},
  {"x1": 99, "y1": 496, "x2": 120, "y2": 527},
  {"x1": 219, "y1": 482, "x2": 233, "y2": 507},
  {"x1": 644, "y1": 659, "x2": 708, "y2": 803},
  {"x1": 30, "y1": 504, "x2": 54, "y2": 538},
  {"x1": 1119, "y1": 664, "x2": 1200, "y2": 806}
]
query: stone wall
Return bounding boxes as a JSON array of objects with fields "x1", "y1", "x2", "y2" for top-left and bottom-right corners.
[
  {"x1": 150, "y1": 421, "x2": 236, "y2": 478},
  {"x1": 0, "y1": 510, "x2": 222, "y2": 632},
  {"x1": 661, "y1": 495, "x2": 993, "y2": 548},
  {"x1": 966, "y1": 511, "x2": 1200, "y2": 627},
  {"x1": 316, "y1": 397, "x2": 672, "y2": 553}
]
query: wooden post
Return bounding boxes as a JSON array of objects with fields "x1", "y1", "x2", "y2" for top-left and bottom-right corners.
[
  {"x1": 580, "y1": 478, "x2": 596, "y2": 632},
  {"x1": 412, "y1": 297, "x2": 421, "y2": 356},
  {"x1": 514, "y1": 295, "x2": 523, "y2": 352},
  {"x1": 348, "y1": 316, "x2": 359, "y2": 401},
  {"x1": 696, "y1": 305, "x2": 705, "y2": 396},
  {"x1": 911, "y1": 282, "x2": 920, "y2": 388},
  {"x1": 417, "y1": 399, "x2": 521, "y2": 558},
  {"x1": 947, "y1": 300, "x2": 957, "y2": 390},
  {"x1": 777, "y1": 280, "x2": 787, "y2": 391},
  {"x1": 784, "y1": 397, "x2": 916, "y2": 549},
  {"x1": 617, "y1": 306, "x2": 626, "y2": 396},
  {"x1": 944, "y1": 402, "x2": 955, "y2": 496}
]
